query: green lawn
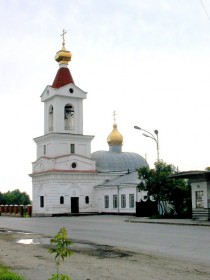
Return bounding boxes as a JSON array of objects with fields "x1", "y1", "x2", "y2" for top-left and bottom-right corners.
[{"x1": 0, "y1": 264, "x2": 24, "y2": 280}]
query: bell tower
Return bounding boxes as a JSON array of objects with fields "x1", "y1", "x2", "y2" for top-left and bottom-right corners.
[
  {"x1": 30, "y1": 31, "x2": 104, "y2": 217},
  {"x1": 41, "y1": 30, "x2": 85, "y2": 136},
  {"x1": 32, "y1": 30, "x2": 95, "y2": 168}
]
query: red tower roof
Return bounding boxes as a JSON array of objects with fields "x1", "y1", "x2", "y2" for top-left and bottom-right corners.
[{"x1": 51, "y1": 67, "x2": 74, "y2": 88}]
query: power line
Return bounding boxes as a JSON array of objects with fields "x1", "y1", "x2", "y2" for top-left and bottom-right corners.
[{"x1": 200, "y1": 0, "x2": 210, "y2": 21}]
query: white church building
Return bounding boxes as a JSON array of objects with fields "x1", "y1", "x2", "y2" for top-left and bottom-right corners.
[{"x1": 30, "y1": 33, "x2": 148, "y2": 216}]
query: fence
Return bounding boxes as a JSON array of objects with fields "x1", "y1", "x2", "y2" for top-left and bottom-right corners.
[{"x1": 0, "y1": 205, "x2": 32, "y2": 217}]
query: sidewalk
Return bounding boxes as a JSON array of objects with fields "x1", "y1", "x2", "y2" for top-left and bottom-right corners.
[{"x1": 126, "y1": 217, "x2": 210, "y2": 226}]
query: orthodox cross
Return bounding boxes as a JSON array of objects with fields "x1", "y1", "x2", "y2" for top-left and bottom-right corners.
[
  {"x1": 113, "y1": 110, "x2": 116, "y2": 124},
  {"x1": 61, "y1": 29, "x2": 67, "y2": 49}
]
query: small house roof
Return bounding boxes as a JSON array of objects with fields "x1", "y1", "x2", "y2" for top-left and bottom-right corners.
[{"x1": 170, "y1": 170, "x2": 210, "y2": 181}]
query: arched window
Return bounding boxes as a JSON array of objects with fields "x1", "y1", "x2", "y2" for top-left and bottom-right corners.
[
  {"x1": 60, "y1": 196, "x2": 64, "y2": 205},
  {"x1": 40, "y1": 196, "x2": 44, "y2": 208},
  {"x1": 64, "y1": 104, "x2": 74, "y2": 130},
  {"x1": 85, "y1": 196, "x2": 89, "y2": 204},
  {"x1": 104, "y1": 195, "x2": 109, "y2": 208},
  {"x1": 48, "y1": 105, "x2": 53, "y2": 132}
]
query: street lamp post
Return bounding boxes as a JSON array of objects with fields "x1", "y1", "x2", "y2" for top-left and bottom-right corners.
[{"x1": 134, "y1": 125, "x2": 159, "y2": 162}]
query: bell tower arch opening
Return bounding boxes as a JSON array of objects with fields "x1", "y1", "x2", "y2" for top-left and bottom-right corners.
[
  {"x1": 48, "y1": 105, "x2": 54, "y2": 132},
  {"x1": 64, "y1": 104, "x2": 74, "y2": 130}
]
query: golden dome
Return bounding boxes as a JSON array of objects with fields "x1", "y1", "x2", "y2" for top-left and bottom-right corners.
[
  {"x1": 107, "y1": 123, "x2": 123, "y2": 146},
  {"x1": 55, "y1": 49, "x2": 72, "y2": 65},
  {"x1": 55, "y1": 29, "x2": 72, "y2": 65}
]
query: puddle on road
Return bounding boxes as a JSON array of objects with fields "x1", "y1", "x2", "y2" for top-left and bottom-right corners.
[
  {"x1": 15, "y1": 237, "x2": 131, "y2": 259},
  {"x1": 16, "y1": 237, "x2": 51, "y2": 246},
  {"x1": 0, "y1": 229, "x2": 132, "y2": 259},
  {"x1": 17, "y1": 239, "x2": 39, "y2": 245},
  {"x1": 17, "y1": 232, "x2": 33, "y2": 235},
  {"x1": 0, "y1": 229, "x2": 13, "y2": 233},
  {"x1": 0, "y1": 229, "x2": 32, "y2": 235},
  {"x1": 71, "y1": 241, "x2": 131, "y2": 259}
]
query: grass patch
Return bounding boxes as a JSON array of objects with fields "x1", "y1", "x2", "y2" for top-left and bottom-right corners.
[{"x1": 0, "y1": 264, "x2": 24, "y2": 280}]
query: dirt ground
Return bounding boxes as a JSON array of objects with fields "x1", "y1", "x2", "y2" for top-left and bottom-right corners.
[{"x1": 0, "y1": 229, "x2": 210, "y2": 280}]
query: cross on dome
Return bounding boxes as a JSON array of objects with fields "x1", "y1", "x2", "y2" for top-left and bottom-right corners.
[
  {"x1": 113, "y1": 110, "x2": 116, "y2": 124},
  {"x1": 61, "y1": 29, "x2": 67, "y2": 50},
  {"x1": 55, "y1": 29, "x2": 72, "y2": 65},
  {"x1": 107, "y1": 111, "x2": 123, "y2": 147}
]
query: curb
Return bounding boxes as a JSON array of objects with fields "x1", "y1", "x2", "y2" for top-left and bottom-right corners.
[{"x1": 125, "y1": 219, "x2": 210, "y2": 227}]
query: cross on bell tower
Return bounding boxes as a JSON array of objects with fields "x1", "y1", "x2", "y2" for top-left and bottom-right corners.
[{"x1": 61, "y1": 29, "x2": 67, "y2": 50}]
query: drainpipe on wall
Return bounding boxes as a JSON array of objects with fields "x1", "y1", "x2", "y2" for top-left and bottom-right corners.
[
  {"x1": 136, "y1": 186, "x2": 138, "y2": 210},
  {"x1": 117, "y1": 185, "x2": 120, "y2": 214}
]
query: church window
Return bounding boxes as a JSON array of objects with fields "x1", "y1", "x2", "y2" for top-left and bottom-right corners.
[
  {"x1": 71, "y1": 162, "x2": 77, "y2": 169},
  {"x1": 48, "y1": 105, "x2": 53, "y2": 132},
  {"x1": 113, "y1": 195, "x2": 118, "y2": 208},
  {"x1": 64, "y1": 104, "x2": 74, "y2": 130},
  {"x1": 70, "y1": 144, "x2": 75, "y2": 153},
  {"x1": 69, "y1": 88, "x2": 74, "y2": 93},
  {"x1": 60, "y1": 196, "x2": 64, "y2": 204},
  {"x1": 40, "y1": 196, "x2": 44, "y2": 208},
  {"x1": 129, "y1": 194, "x2": 134, "y2": 208},
  {"x1": 85, "y1": 196, "x2": 89, "y2": 204},
  {"x1": 121, "y1": 194, "x2": 126, "y2": 208},
  {"x1": 43, "y1": 145, "x2": 46, "y2": 155},
  {"x1": 196, "y1": 191, "x2": 204, "y2": 208},
  {"x1": 104, "y1": 195, "x2": 109, "y2": 208}
]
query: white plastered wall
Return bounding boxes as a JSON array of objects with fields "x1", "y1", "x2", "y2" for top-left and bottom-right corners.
[
  {"x1": 32, "y1": 172, "x2": 118, "y2": 216},
  {"x1": 95, "y1": 185, "x2": 137, "y2": 214}
]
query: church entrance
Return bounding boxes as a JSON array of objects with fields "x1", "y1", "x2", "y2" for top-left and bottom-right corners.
[{"x1": 71, "y1": 197, "x2": 79, "y2": 213}]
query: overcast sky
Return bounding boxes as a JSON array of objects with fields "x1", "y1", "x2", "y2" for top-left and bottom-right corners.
[{"x1": 1, "y1": 0, "x2": 210, "y2": 197}]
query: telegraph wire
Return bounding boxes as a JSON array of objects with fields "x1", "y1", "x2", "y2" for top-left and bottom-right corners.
[{"x1": 200, "y1": 0, "x2": 210, "y2": 21}]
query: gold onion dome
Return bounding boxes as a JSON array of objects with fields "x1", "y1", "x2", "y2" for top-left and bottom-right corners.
[
  {"x1": 55, "y1": 29, "x2": 72, "y2": 65},
  {"x1": 107, "y1": 123, "x2": 123, "y2": 146}
]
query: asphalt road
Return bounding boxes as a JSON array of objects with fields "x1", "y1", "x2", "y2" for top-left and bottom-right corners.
[{"x1": 0, "y1": 215, "x2": 210, "y2": 265}]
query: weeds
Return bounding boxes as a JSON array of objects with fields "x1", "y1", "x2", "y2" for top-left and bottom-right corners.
[
  {"x1": 0, "y1": 264, "x2": 24, "y2": 280},
  {"x1": 48, "y1": 227, "x2": 73, "y2": 280}
]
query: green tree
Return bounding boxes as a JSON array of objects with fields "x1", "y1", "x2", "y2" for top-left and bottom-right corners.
[
  {"x1": 0, "y1": 192, "x2": 5, "y2": 205},
  {"x1": 137, "y1": 161, "x2": 191, "y2": 217},
  {"x1": 0, "y1": 189, "x2": 31, "y2": 205}
]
